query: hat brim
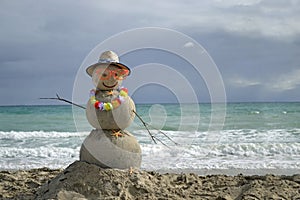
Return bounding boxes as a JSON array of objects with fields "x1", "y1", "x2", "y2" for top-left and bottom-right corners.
[{"x1": 86, "y1": 62, "x2": 131, "y2": 77}]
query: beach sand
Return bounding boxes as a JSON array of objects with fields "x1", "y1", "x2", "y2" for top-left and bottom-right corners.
[{"x1": 0, "y1": 161, "x2": 299, "y2": 200}]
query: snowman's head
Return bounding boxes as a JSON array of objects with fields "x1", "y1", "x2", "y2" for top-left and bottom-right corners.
[
  {"x1": 86, "y1": 51, "x2": 131, "y2": 90},
  {"x1": 92, "y1": 65, "x2": 129, "y2": 90}
]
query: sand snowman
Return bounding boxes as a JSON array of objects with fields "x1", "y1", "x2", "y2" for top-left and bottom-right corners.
[{"x1": 80, "y1": 51, "x2": 142, "y2": 169}]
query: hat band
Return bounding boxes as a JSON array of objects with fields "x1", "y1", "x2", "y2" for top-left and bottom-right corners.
[{"x1": 98, "y1": 58, "x2": 118, "y2": 63}]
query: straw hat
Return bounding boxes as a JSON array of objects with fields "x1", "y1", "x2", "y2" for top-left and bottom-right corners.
[{"x1": 86, "y1": 51, "x2": 131, "y2": 76}]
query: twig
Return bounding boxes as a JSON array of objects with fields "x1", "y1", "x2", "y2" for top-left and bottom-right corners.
[
  {"x1": 40, "y1": 94, "x2": 86, "y2": 109},
  {"x1": 40, "y1": 95, "x2": 159, "y2": 144},
  {"x1": 40, "y1": 94, "x2": 176, "y2": 146},
  {"x1": 151, "y1": 135, "x2": 169, "y2": 148},
  {"x1": 132, "y1": 110, "x2": 157, "y2": 144},
  {"x1": 133, "y1": 110, "x2": 178, "y2": 146},
  {"x1": 154, "y1": 128, "x2": 179, "y2": 146}
]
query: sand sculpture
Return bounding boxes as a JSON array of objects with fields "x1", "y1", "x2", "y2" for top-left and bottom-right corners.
[
  {"x1": 40, "y1": 50, "x2": 174, "y2": 169},
  {"x1": 79, "y1": 51, "x2": 142, "y2": 169}
]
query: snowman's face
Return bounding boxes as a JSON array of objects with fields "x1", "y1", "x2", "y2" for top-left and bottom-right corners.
[{"x1": 92, "y1": 65, "x2": 129, "y2": 90}]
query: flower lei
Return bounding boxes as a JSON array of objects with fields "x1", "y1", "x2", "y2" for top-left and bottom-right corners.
[{"x1": 89, "y1": 87, "x2": 128, "y2": 111}]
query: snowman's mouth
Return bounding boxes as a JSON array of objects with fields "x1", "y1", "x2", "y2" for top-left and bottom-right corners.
[{"x1": 103, "y1": 82, "x2": 118, "y2": 88}]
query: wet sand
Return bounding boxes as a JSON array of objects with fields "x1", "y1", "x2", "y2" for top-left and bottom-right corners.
[{"x1": 1, "y1": 161, "x2": 299, "y2": 199}]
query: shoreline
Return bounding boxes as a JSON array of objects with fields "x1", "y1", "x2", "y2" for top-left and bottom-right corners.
[
  {"x1": 156, "y1": 168, "x2": 300, "y2": 176},
  {"x1": 1, "y1": 161, "x2": 299, "y2": 199},
  {"x1": 2, "y1": 166, "x2": 299, "y2": 176}
]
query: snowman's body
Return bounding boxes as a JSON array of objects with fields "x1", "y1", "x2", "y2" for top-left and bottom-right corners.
[
  {"x1": 80, "y1": 129, "x2": 141, "y2": 169},
  {"x1": 79, "y1": 51, "x2": 142, "y2": 169},
  {"x1": 85, "y1": 90, "x2": 136, "y2": 130}
]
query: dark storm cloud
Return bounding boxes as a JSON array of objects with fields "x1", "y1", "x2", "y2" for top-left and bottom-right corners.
[
  {"x1": 194, "y1": 30, "x2": 300, "y2": 102},
  {"x1": 0, "y1": 0, "x2": 299, "y2": 104}
]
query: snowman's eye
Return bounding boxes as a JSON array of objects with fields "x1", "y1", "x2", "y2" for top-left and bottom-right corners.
[
  {"x1": 99, "y1": 73, "x2": 110, "y2": 80},
  {"x1": 116, "y1": 70, "x2": 129, "y2": 80}
]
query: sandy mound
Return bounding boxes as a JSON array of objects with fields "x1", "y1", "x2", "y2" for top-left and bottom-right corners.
[
  {"x1": 1, "y1": 161, "x2": 299, "y2": 199},
  {"x1": 34, "y1": 161, "x2": 300, "y2": 200},
  {"x1": 0, "y1": 168, "x2": 62, "y2": 199}
]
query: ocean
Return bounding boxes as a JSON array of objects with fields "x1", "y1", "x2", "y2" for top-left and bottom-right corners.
[{"x1": 0, "y1": 103, "x2": 299, "y2": 174}]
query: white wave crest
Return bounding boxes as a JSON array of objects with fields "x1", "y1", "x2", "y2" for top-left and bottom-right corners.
[
  {"x1": 0, "y1": 131, "x2": 89, "y2": 140},
  {"x1": 0, "y1": 146, "x2": 80, "y2": 170},
  {"x1": 141, "y1": 142, "x2": 300, "y2": 171}
]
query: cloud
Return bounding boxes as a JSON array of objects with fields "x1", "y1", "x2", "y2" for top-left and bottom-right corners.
[
  {"x1": 268, "y1": 69, "x2": 300, "y2": 91},
  {"x1": 1, "y1": 1, "x2": 300, "y2": 54},
  {"x1": 92, "y1": 0, "x2": 300, "y2": 41},
  {"x1": 208, "y1": 0, "x2": 300, "y2": 40},
  {"x1": 0, "y1": 0, "x2": 300, "y2": 104},
  {"x1": 227, "y1": 68, "x2": 300, "y2": 93},
  {"x1": 183, "y1": 42, "x2": 195, "y2": 48},
  {"x1": 213, "y1": 0, "x2": 262, "y2": 7},
  {"x1": 228, "y1": 77, "x2": 261, "y2": 87}
]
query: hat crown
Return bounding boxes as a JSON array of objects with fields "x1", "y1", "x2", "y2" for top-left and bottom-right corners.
[
  {"x1": 86, "y1": 50, "x2": 130, "y2": 77},
  {"x1": 99, "y1": 51, "x2": 119, "y2": 63}
]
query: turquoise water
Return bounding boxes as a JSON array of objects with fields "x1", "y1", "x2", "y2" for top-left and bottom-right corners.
[
  {"x1": 0, "y1": 103, "x2": 299, "y2": 171},
  {"x1": 1, "y1": 103, "x2": 300, "y2": 132},
  {"x1": 0, "y1": 105, "x2": 77, "y2": 132}
]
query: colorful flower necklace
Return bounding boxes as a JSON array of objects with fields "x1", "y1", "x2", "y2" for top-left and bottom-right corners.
[{"x1": 89, "y1": 87, "x2": 128, "y2": 111}]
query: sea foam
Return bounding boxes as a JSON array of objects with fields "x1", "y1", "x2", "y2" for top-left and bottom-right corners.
[
  {"x1": 0, "y1": 129, "x2": 299, "y2": 171},
  {"x1": 0, "y1": 131, "x2": 89, "y2": 140}
]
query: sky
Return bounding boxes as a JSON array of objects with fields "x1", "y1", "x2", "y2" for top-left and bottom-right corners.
[{"x1": 0, "y1": 0, "x2": 300, "y2": 105}]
